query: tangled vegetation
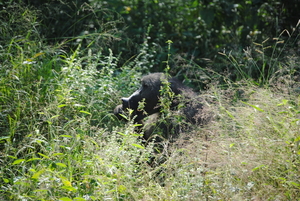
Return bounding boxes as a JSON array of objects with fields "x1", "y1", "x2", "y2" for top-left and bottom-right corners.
[{"x1": 0, "y1": 1, "x2": 299, "y2": 200}]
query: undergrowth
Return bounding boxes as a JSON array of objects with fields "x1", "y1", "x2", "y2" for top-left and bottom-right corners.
[{"x1": 0, "y1": 2, "x2": 299, "y2": 201}]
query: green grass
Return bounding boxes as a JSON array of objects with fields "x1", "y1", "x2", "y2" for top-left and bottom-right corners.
[
  {"x1": 0, "y1": 2, "x2": 299, "y2": 201},
  {"x1": 1, "y1": 37, "x2": 299, "y2": 200}
]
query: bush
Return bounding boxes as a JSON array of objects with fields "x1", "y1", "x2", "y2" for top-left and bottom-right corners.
[{"x1": 0, "y1": 1, "x2": 299, "y2": 200}]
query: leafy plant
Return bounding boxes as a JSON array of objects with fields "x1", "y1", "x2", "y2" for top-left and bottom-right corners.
[
  {"x1": 1, "y1": 1, "x2": 299, "y2": 200},
  {"x1": 218, "y1": 20, "x2": 300, "y2": 86}
]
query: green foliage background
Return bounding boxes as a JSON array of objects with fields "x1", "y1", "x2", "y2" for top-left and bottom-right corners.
[
  {"x1": 11, "y1": 0, "x2": 297, "y2": 81},
  {"x1": 0, "y1": 0, "x2": 299, "y2": 200}
]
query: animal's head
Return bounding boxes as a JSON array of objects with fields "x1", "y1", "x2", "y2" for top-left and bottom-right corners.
[{"x1": 121, "y1": 73, "x2": 183, "y2": 115}]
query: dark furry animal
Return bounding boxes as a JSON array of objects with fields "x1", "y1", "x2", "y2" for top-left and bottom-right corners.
[{"x1": 114, "y1": 73, "x2": 204, "y2": 141}]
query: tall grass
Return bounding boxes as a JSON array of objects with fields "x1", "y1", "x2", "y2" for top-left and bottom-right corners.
[
  {"x1": 1, "y1": 39, "x2": 299, "y2": 200},
  {"x1": 1, "y1": 2, "x2": 299, "y2": 201},
  {"x1": 202, "y1": 85, "x2": 300, "y2": 200},
  {"x1": 219, "y1": 20, "x2": 300, "y2": 87}
]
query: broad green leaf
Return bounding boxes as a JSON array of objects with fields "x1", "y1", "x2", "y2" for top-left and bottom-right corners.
[
  {"x1": 132, "y1": 143, "x2": 145, "y2": 149},
  {"x1": 38, "y1": 153, "x2": 50, "y2": 159},
  {"x1": 289, "y1": 181, "x2": 300, "y2": 187},
  {"x1": 27, "y1": 158, "x2": 41, "y2": 162},
  {"x1": 53, "y1": 153, "x2": 64, "y2": 157},
  {"x1": 56, "y1": 162, "x2": 67, "y2": 168},
  {"x1": 3, "y1": 178, "x2": 9, "y2": 183},
  {"x1": 74, "y1": 197, "x2": 86, "y2": 201},
  {"x1": 32, "y1": 169, "x2": 45, "y2": 180},
  {"x1": 117, "y1": 132, "x2": 126, "y2": 136},
  {"x1": 277, "y1": 99, "x2": 288, "y2": 106},
  {"x1": 12, "y1": 159, "x2": 25, "y2": 165},
  {"x1": 33, "y1": 52, "x2": 45, "y2": 58},
  {"x1": 132, "y1": 133, "x2": 143, "y2": 137},
  {"x1": 277, "y1": 177, "x2": 286, "y2": 181},
  {"x1": 252, "y1": 164, "x2": 266, "y2": 171},
  {"x1": 294, "y1": 135, "x2": 300, "y2": 142},
  {"x1": 8, "y1": 155, "x2": 17, "y2": 159},
  {"x1": 0, "y1": 136, "x2": 10, "y2": 141},
  {"x1": 118, "y1": 185, "x2": 127, "y2": 193},
  {"x1": 60, "y1": 176, "x2": 72, "y2": 187},
  {"x1": 119, "y1": 114, "x2": 128, "y2": 120},
  {"x1": 60, "y1": 135, "x2": 72, "y2": 138},
  {"x1": 61, "y1": 186, "x2": 77, "y2": 192},
  {"x1": 80, "y1": 110, "x2": 91, "y2": 115}
]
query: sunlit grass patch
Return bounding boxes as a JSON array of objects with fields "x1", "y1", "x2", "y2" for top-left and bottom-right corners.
[
  {"x1": 194, "y1": 86, "x2": 300, "y2": 200},
  {"x1": 0, "y1": 2, "x2": 299, "y2": 199}
]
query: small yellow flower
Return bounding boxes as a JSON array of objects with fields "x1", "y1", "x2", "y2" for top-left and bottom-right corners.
[{"x1": 125, "y1": 6, "x2": 131, "y2": 12}]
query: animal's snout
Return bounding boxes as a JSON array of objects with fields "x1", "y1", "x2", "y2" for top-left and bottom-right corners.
[
  {"x1": 121, "y1": 89, "x2": 141, "y2": 109},
  {"x1": 121, "y1": 97, "x2": 130, "y2": 108}
]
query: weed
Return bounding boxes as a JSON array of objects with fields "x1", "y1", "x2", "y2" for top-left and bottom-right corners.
[
  {"x1": 219, "y1": 20, "x2": 300, "y2": 86},
  {"x1": 1, "y1": 2, "x2": 299, "y2": 200}
]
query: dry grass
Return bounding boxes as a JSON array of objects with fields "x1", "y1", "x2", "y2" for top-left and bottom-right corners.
[{"x1": 161, "y1": 83, "x2": 300, "y2": 200}]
